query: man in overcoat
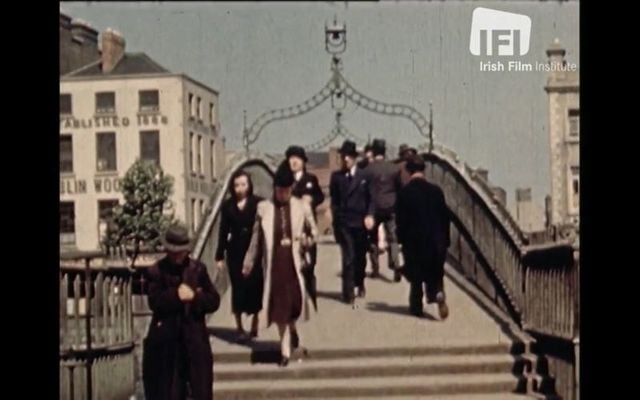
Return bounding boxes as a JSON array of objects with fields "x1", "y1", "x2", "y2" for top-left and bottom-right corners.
[
  {"x1": 142, "y1": 223, "x2": 221, "y2": 400},
  {"x1": 396, "y1": 155, "x2": 450, "y2": 319}
]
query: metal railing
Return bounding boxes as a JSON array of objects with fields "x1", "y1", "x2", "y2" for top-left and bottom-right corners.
[{"x1": 60, "y1": 251, "x2": 136, "y2": 400}]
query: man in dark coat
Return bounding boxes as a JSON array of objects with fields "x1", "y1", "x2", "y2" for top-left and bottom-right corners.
[
  {"x1": 357, "y1": 143, "x2": 380, "y2": 278},
  {"x1": 363, "y1": 138, "x2": 403, "y2": 281},
  {"x1": 286, "y1": 145, "x2": 325, "y2": 309},
  {"x1": 396, "y1": 155, "x2": 450, "y2": 319},
  {"x1": 330, "y1": 140, "x2": 374, "y2": 303},
  {"x1": 143, "y1": 224, "x2": 221, "y2": 400}
]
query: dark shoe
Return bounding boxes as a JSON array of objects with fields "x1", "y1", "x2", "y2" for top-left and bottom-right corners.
[
  {"x1": 290, "y1": 331, "x2": 300, "y2": 349},
  {"x1": 393, "y1": 270, "x2": 402, "y2": 282},
  {"x1": 410, "y1": 309, "x2": 425, "y2": 318},
  {"x1": 370, "y1": 271, "x2": 380, "y2": 279},
  {"x1": 356, "y1": 286, "x2": 366, "y2": 298},
  {"x1": 279, "y1": 356, "x2": 289, "y2": 367},
  {"x1": 436, "y1": 292, "x2": 449, "y2": 320},
  {"x1": 249, "y1": 330, "x2": 258, "y2": 339}
]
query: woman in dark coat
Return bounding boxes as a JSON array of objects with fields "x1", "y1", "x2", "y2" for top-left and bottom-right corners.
[
  {"x1": 215, "y1": 170, "x2": 264, "y2": 339},
  {"x1": 143, "y1": 223, "x2": 221, "y2": 400}
]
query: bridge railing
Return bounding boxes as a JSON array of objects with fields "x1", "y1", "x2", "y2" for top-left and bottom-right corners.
[
  {"x1": 60, "y1": 251, "x2": 136, "y2": 400},
  {"x1": 424, "y1": 148, "x2": 579, "y2": 341}
]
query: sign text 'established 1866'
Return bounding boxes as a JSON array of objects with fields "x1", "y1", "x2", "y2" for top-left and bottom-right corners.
[{"x1": 60, "y1": 114, "x2": 169, "y2": 130}]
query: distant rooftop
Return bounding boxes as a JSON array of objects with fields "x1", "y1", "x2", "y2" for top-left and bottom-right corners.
[{"x1": 64, "y1": 52, "x2": 170, "y2": 77}]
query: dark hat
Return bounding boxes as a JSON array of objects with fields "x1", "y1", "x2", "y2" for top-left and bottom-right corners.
[
  {"x1": 161, "y1": 223, "x2": 192, "y2": 253},
  {"x1": 364, "y1": 143, "x2": 373, "y2": 153},
  {"x1": 274, "y1": 160, "x2": 295, "y2": 187},
  {"x1": 338, "y1": 140, "x2": 358, "y2": 157},
  {"x1": 405, "y1": 154, "x2": 426, "y2": 175},
  {"x1": 285, "y1": 145, "x2": 308, "y2": 162},
  {"x1": 371, "y1": 139, "x2": 386, "y2": 156},
  {"x1": 399, "y1": 144, "x2": 418, "y2": 158}
]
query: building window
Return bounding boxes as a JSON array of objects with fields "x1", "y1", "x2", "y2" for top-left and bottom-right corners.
[
  {"x1": 188, "y1": 93, "x2": 194, "y2": 118},
  {"x1": 198, "y1": 136, "x2": 203, "y2": 175},
  {"x1": 98, "y1": 200, "x2": 119, "y2": 244},
  {"x1": 189, "y1": 132, "x2": 195, "y2": 173},
  {"x1": 96, "y1": 92, "x2": 116, "y2": 114},
  {"x1": 196, "y1": 97, "x2": 202, "y2": 121},
  {"x1": 568, "y1": 109, "x2": 579, "y2": 138},
  {"x1": 139, "y1": 90, "x2": 159, "y2": 112},
  {"x1": 209, "y1": 102, "x2": 215, "y2": 126},
  {"x1": 60, "y1": 201, "x2": 76, "y2": 245},
  {"x1": 96, "y1": 132, "x2": 117, "y2": 172},
  {"x1": 60, "y1": 135, "x2": 73, "y2": 173},
  {"x1": 570, "y1": 166, "x2": 579, "y2": 212},
  {"x1": 60, "y1": 94, "x2": 72, "y2": 115},
  {"x1": 140, "y1": 130, "x2": 160, "y2": 165},
  {"x1": 191, "y1": 198, "x2": 197, "y2": 233},
  {"x1": 199, "y1": 199, "x2": 205, "y2": 221}
]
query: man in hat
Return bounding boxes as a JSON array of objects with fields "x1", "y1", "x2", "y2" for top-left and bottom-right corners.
[
  {"x1": 394, "y1": 144, "x2": 419, "y2": 187},
  {"x1": 286, "y1": 145, "x2": 324, "y2": 306},
  {"x1": 396, "y1": 155, "x2": 450, "y2": 319},
  {"x1": 330, "y1": 140, "x2": 374, "y2": 303},
  {"x1": 357, "y1": 143, "x2": 380, "y2": 278},
  {"x1": 143, "y1": 223, "x2": 221, "y2": 400},
  {"x1": 363, "y1": 138, "x2": 403, "y2": 282},
  {"x1": 242, "y1": 160, "x2": 318, "y2": 367}
]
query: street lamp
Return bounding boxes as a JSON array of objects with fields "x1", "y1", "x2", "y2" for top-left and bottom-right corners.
[{"x1": 325, "y1": 16, "x2": 346, "y2": 56}]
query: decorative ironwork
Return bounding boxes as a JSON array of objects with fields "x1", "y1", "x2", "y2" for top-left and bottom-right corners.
[{"x1": 243, "y1": 17, "x2": 433, "y2": 153}]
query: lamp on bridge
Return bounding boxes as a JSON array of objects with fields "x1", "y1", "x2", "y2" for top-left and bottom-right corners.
[{"x1": 325, "y1": 16, "x2": 347, "y2": 57}]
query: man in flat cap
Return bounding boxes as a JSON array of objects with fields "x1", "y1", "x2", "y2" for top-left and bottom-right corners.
[
  {"x1": 143, "y1": 223, "x2": 221, "y2": 400},
  {"x1": 396, "y1": 155, "x2": 450, "y2": 320}
]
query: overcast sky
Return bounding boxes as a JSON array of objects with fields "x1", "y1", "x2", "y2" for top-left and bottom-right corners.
[{"x1": 61, "y1": 1, "x2": 579, "y2": 206}]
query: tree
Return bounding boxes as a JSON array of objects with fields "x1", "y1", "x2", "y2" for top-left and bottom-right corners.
[{"x1": 104, "y1": 160, "x2": 175, "y2": 268}]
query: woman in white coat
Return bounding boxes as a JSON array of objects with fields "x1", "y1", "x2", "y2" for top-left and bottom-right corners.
[{"x1": 242, "y1": 161, "x2": 318, "y2": 366}]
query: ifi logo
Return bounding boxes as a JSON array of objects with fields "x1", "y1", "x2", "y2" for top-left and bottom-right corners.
[{"x1": 470, "y1": 7, "x2": 531, "y2": 56}]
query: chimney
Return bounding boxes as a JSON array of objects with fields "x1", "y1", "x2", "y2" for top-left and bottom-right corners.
[
  {"x1": 546, "y1": 38, "x2": 566, "y2": 67},
  {"x1": 71, "y1": 18, "x2": 98, "y2": 45},
  {"x1": 101, "y1": 28, "x2": 126, "y2": 73}
]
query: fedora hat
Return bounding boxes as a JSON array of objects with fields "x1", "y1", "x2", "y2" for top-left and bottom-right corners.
[
  {"x1": 371, "y1": 139, "x2": 386, "y2": 156},
  {"x1": 161, "y1": 223, "x2": 192, "y2": 253},
  {"x1": 338, "y1": 140, "x2": 358, "y2": 157},
  {"x1": 285, "y1": 145, "x2": 308, "y2": 162}
]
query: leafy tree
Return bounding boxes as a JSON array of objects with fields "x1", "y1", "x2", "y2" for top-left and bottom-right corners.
[{"x1": 104, "y1": 160, "x2": 175, "y2": 268}]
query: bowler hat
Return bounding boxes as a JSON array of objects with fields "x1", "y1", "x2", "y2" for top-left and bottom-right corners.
[
  {"x1": 285, "y1": 145, "x2": 308, "y2": 162},
  {"x1": 371, "y1": 139, "x2": 386, "y2": 156},
  {"x1": 338, "y1": 140, "x2": 358, "y2": 157},
  {"x1": 161, "y1": 223, "x2": 192, "y2": 253},
  {"x1": 405, "y1": 154, "x2": 426, "y2": 174}
]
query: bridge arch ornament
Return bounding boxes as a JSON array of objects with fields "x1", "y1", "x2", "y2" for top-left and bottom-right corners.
[{"x1": 242, "y1": 18, "x2": 433, "y2": 153}]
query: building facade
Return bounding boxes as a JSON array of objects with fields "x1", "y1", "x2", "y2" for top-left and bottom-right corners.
[
  {"x1": 545, "y1": 39, "x2": 580, "y2": 226},
  {"x1": 60, "y1": 29, "x2": 225, "y2": 252},
  {"x1": 60, "y1": 13, "x2": 100, "y2": 76}
]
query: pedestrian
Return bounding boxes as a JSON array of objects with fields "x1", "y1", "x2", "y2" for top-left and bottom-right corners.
[
  {"x1": 357, "y1": 143, "x2": 381, "y2": 278},
  {"x1": 215, "y1": 169, "x2": 264, "y2": 340},
  {"x1": 286, "y1": 145, "x2": 325, "y2": 309},
  {"x1": 330, "y1": 140, "x2": 374, "y2": 303},
  {"x1": 363, "y1": 138, "x2": 403, "y2": 282},
  {"x1": 142, "y1": 223, "x2": 221, "y2": 400},
  {"x1": 242, "y1": 160, "x2": 318, "y2": 367},
  {"x1": 396, "y1": 155, "x2": 450, "y2": 319},
  {"x1": 394, "y1": 144, "x2": 418, "y2": 187}
]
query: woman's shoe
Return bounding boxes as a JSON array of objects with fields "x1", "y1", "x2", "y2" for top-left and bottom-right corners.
[
  {"x1": 279, "y1": 356, "x2": 289, "y2": 367},
  {"x1": 249, "y1": 330, "x2": 258, "y2": 339},
  {"x1": 290, "y1": 331, "x2": 300, "y2": 349}
]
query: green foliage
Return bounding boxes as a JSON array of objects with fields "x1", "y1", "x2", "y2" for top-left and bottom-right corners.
[{"x1": 104, "y1": 160, "x2": 175, "y2": 264}]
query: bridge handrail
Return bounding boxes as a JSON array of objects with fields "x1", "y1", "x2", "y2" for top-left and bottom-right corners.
[{"x1": 424, "y1": 145, "x2": 579, "y2": 340}]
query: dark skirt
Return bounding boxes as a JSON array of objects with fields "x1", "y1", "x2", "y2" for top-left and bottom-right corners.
[
  {"x1": 227, "y1": 247, "x2": 264, "y2": 315},
  {"x1": 268, "y1": 242, "x2": 302, "y2": 326}
]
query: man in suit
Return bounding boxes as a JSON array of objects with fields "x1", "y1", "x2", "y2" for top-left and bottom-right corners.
[
  {"x1": 286, "y1": 145, "x2": 325, "y2": 307},
  {"x1": 357, "y1": 143, "x2": 380, "y2": 278},
  {"x1": 363, "y1": 139, "x2": 403, "y2": 282},
  {"x1": 396, "y1": 155, "x2": 450, "y2": 319},
  {"x1": 394, "y1": 144, "x2": 418, "y2": 187},
  {"x1": 330, "y1": 140, "x2": 374, "y2": 303}
]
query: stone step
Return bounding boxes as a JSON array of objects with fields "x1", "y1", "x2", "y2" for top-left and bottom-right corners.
[
  {"x1": 214, "y1": 353, "x2": 529, "y2": 381},
  {"x1": 213, "y1": 342, "x2": 525, "y2": 364},
  {"x1": 213, "y1": 373, "x2": 527, "y2": 399},
  {"x1": 283, "y1": 395, "x2": 535, "y2": 400}
]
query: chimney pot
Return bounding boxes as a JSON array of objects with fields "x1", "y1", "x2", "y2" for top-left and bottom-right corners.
[{"x1": 101, "y1": 28, "x2": 126, "y2": 73}]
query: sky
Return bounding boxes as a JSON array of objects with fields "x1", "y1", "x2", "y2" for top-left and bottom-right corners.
[{"x1": 61, "y1": 1, "x2": 579, "y2": 206}]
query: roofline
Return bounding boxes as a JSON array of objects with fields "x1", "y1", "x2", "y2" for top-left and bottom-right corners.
[{"x1": 61, "y1": 72, "x2": 219, "y2": 95}]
